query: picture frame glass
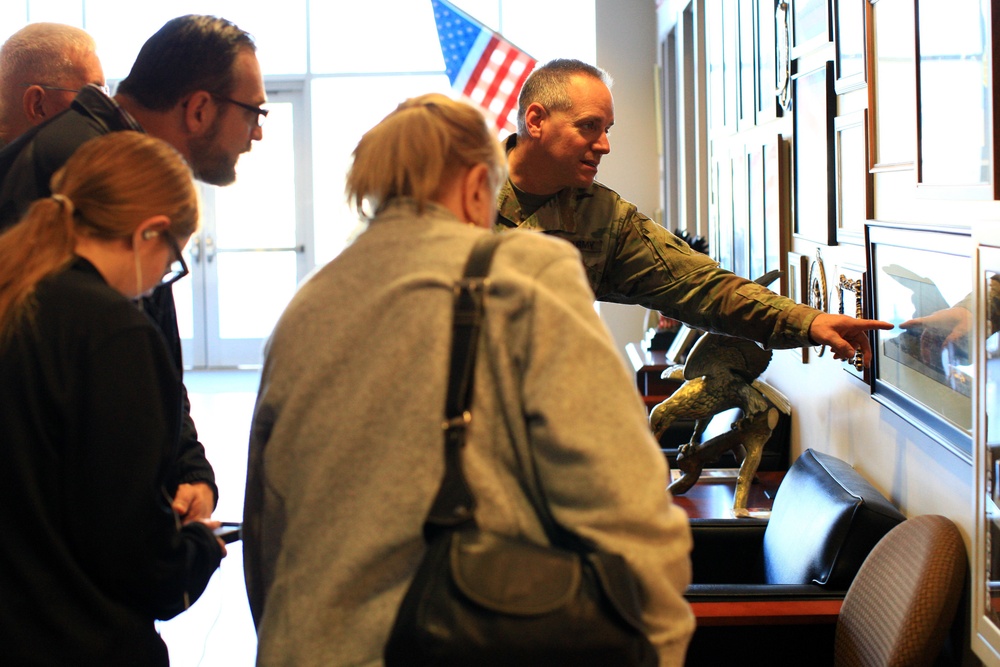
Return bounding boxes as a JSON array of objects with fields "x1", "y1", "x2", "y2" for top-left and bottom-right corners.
[
  {"x1": 834, "y1": 0, "x2": 865, "y2": 89},
  {"x1": 869, "y1": 0, "x2": 916, "y2": 169},
  {"x1": 793, "y1": 63, "x2": 834, "y2": 244},
  {"x1": 835, "y1": 111, "x2": 868, "y2": 243},
  {"x1": 975, "y1": 246, "x2": 1000, "y2": 657},
  {"x1": 868, "y1": 224, "x2": 973, "y2": 458},
  {"x1": 917, "y1": 0, "x2": 991, "y2": 188}
]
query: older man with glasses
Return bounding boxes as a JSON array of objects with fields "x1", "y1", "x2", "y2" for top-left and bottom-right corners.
[
  {"x1": 0, "y1": 14, "x2": 267, "y2": 526},
  {"x1": 0, "y1": 23, "x2": 106, "y2": 147}
]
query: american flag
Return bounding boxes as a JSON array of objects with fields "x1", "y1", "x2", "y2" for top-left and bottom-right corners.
[{"x1": 431, "y1": 0, "x2": 537, "y2": 137}]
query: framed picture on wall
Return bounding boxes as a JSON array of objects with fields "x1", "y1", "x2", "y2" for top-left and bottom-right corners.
[
  {"x1": 738, "y1": 1, "x2": 756, "y2": 129},
  {"x1": 835, "y1": 262, "x2": 869, "y2": 384},
  {"x1": 834, "y1": 110, "x2": 871, "y2": 245},
  {"x1": 732, "y1": 152, "x2": 750, "y2": 278},
  {"x1": 706, "y1": 0, "x2": 726, "y2": 132},
  {"x1": 757, "y1": 0, "x2": 780, "y2": 121},
  {"x1": 834, "y1": 0, "x2": 866, "y2": 93},
  {"x1": 793, "y1": 61, "x2": 836, "y2": 245},
  {"x1": 865, "y1": 222, "x2": 973, "y2": 461},
  {"x1": 915, "y1": 0, "x2": 998, "y2": 199},
  {"x1": 715, "y1": 158, "x2": 735, "y2": 271},
  {"x1": 791, "y1": 0, "x2": 831, "y2": 58},
  {"x1": 756, "y1": 138, "x2": 784, "y2": 276},
  {"x1": 748, "y1": 146, "x2": 766, "y2": 280},
  {"x1": 787, "y1": 250, "x2": 811, "y2": 363},
  {"x1": 722, "y1": 0, "x2": 740, "y2": 131},
  {"x1": 867, "y1": 0, "x2": 916, "y2": 171}
]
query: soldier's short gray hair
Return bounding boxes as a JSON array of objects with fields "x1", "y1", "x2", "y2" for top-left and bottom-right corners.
[{"x1": 516, "y1": 58, "x2": 612, "y2": 137}]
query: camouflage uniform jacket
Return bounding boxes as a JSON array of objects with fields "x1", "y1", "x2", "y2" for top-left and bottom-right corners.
[{"x1": 495, "y1": 151, "x2": 818, "y2": 350}]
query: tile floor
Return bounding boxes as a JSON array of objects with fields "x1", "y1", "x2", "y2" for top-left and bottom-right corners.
[{"x1": 157, "y1": 369, "x2": 261, "y2": 666}]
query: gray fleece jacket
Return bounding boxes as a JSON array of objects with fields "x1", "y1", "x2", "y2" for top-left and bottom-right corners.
[{"x1": 243, "y1": 200, "x2": 694, "y2": 666}]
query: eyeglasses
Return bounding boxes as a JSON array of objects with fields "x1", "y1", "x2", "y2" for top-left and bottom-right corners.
[
  {"x1": 148, "y1": 231, "x2": 190, "y2": 287},
  {"x1": 212, "y1": 94, "x2": 269, "y2": 128},
  {"x1": 22, "y1": 83, "x2": 111, "y2": 96}
]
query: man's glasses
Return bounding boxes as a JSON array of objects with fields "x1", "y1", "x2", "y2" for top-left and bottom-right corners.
[
  {"x1": 155, "y1": 231, "x2": 190, "y2": 287},
  {"x1": 213, "y1": 94, "x2": 269, "y2": 128}
]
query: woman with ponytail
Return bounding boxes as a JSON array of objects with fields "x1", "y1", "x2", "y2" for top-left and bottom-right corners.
[{"x1": 0, "y1": 131, "x2": 226, "y2": 666}]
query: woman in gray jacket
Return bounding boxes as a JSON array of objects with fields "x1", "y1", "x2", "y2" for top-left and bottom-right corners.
[{"x1": 243, "y1": 94, "x2": 694, "y2": 666}]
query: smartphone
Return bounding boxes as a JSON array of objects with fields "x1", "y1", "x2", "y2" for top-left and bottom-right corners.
[{"x1": 213, "y1": 522, "x2": 242, "y2": 544}]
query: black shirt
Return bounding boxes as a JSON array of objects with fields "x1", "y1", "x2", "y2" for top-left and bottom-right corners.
[{"x1": 0, "y1": 259, "x2": 222, "y2": 666}]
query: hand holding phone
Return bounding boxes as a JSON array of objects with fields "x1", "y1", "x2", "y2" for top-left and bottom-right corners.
[{"x1": 213, "y1": 522, "x2": 242, "y2": 544}]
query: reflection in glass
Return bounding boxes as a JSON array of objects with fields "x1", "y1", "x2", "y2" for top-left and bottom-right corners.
[
  {"x1": 878, "y1": 244, "x2": 972, "y2": 432},
  {"x1": 986, "y1": 270, "x2": 1000, "y2": 623}
]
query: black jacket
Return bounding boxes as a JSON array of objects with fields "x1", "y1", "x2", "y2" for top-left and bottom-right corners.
[
  {"x1": 0, "y1": 84, "x2": 218, "y2": 500},
  {"x1": 0, "y1": 259, "x2": 222, "y2": 666}
]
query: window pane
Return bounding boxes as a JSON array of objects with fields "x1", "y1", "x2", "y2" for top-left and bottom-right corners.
[
  {"x1": 212, "y1": 101, "x2": 297, "y2": 250},
  {"x1": 173, "y1": 269, "x2": 194, "y2": 340},
  {"x1": 217, "y1": 251, "x2": 298, "y2": 339},
  {"x1": 85, "y1": 1, "x2": 305, "y2": 80},
  {"x1": 502, "y1": 0, "x2": 596, "y2": 63},
  {"x1": 310, "y1": 0, "x2": 443, "y2": 74},
  {"x1": 0, "y1": 6, "x2": 26, "y2": 38},
  {"x1": 27, "y1": 0, "x2": 81, "y2": 24},
  {"x1": 310, "y1": 74, "x2": 451, "y2": 262}
]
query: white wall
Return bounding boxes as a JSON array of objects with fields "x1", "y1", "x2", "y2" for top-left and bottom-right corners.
[{"x1": 594, "y1": 0, "x2": 661, "y2": 358}]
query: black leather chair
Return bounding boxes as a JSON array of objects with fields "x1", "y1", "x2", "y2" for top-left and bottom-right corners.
[{"x1": 684, "y1": 449, "x2": 905, "y2": 666}]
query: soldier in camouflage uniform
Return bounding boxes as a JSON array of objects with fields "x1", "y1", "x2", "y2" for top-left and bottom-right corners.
[{"x1": 496, "y1": 58, "x2": 891, "y2": 363}]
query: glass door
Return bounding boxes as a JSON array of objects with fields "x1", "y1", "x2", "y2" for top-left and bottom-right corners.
[{"x1": 176, "y1": 85, "x2": 313, "y2": 368}]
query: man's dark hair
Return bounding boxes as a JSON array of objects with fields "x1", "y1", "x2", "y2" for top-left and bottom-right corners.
[{"x1": 117, "y1": 15, "x2": 256, "y2": 111}]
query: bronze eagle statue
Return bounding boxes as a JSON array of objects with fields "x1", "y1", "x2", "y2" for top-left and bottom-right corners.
[{"x1": 649, "y1": 270, "x2": 790, "y2": 516}]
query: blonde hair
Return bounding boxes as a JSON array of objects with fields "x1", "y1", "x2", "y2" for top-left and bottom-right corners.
[
  {"x1": 345, "y1": 93, "x2": 506, "y2": 219},
  {"x1": 0, "y1": 131, "x2": 199, "y2": 346}
]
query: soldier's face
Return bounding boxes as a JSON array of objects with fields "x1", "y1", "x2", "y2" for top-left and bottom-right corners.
[{"x1": 538, "y1": 75, "x2": 614, "y2": 189}]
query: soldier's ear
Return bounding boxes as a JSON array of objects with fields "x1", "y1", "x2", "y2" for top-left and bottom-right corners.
[{"x1": 523, "y1": 102, "x2": 547, "y2": 138}]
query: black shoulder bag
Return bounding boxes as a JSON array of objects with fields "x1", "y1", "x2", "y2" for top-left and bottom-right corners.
[{"x1": 384, "y1": 235, "x2": 657, "y2": 666}]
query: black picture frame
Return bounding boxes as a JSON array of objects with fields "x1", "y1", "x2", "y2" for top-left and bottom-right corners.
[
  {"x1": 793, "y1": 61, "x2": 836, "y2": 245},
  {"x1": 915, "y1": 0, "x2": 998, "y2": 199},
  {"x1": 866, "y1": 222, "x2": 973, "y2": 461}
]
